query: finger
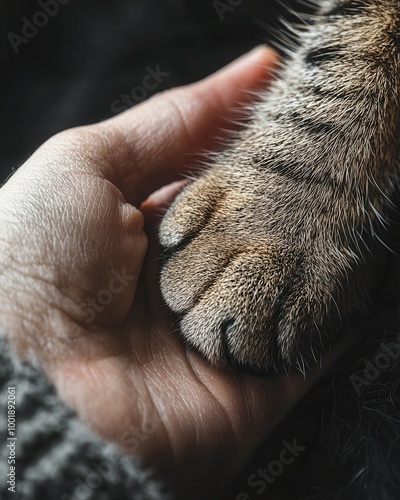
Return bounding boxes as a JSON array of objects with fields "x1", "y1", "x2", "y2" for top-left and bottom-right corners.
[{"x1": 94, "y1": 46, "x2": 279, "y2": 203}]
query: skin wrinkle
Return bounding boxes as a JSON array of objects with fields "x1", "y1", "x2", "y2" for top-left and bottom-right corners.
[
  {"x1": 159, "y1": 90, "x2": 195, "y2": 154},
  {"x1": 140, "y1": 360, "x2": 184, "y2": 465},
  {"x1": 96, "y1": 108, "x2": 188, "y2": 205},
  {"x1": 95, "y1": 121, "x2": 146, "y2": 203},
  {"x1": 143, "y1": 91, "x2": 200, "y2": 173},
  {"x1": 177, "y1": 358, "x2": 240, "y2": 451}
]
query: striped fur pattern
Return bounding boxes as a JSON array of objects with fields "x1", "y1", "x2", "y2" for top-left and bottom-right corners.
[{"x1": 159, "y1": 0, "x2": 400, "y2": 372}]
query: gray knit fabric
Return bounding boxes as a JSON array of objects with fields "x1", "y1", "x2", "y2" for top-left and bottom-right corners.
[{"x1": 0, "y1": 333, "x2": 169, "y2": 500}]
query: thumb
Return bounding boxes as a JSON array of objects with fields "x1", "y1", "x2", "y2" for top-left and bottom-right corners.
[{"x1": 93, "y1": 46, "x2": 279, "y2": 203}]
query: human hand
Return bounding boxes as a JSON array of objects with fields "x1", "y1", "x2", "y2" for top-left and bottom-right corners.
[{"x1": 0, "y1": 47, "x2": 335, "y2": 498}]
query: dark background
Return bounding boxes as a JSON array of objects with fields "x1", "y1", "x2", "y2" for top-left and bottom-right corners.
[{"x1": 0, "y1": 0, "x2": 310, "y2": 183}]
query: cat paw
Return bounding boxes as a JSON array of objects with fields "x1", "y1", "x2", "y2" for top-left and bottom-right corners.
[{"x1": 159, "y1": 165, "x2": 349, "y2": 372}]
